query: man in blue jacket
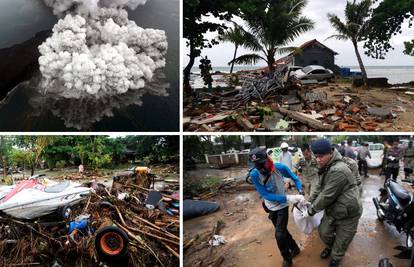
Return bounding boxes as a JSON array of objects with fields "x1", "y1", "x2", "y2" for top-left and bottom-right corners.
[{"x1": 249, "y1": 147, "x2": 305, "y2": 267}]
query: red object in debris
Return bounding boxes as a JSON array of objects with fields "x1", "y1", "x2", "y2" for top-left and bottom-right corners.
[
  {"x1": 335, "y1": 110, "x2": 344, "y2": 117},
  {"x1": 214, "y1": 122, "x2": 225, "y2": 128},
  {"x1": 1, "y1": 179, "x2": 39, "y2": 203},
  {"x1": 351, "y1": 106, "x2": 360, "y2": 113}
]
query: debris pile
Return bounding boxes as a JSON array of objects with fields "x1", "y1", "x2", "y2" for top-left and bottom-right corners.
[
  {"x1": 0, "y1": 178, "x2": 179, "y2": 266},
  {"x1": 184, "y1": 70, "x2": 404, "y2": 132}
]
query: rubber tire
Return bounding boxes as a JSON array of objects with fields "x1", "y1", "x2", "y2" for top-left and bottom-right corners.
[
  {"x1": 95, "y1": 226, "x2": 129, "y2": 262},
  {"x1": 59, "y1": 205, "x2": 72, "y2": 220}
]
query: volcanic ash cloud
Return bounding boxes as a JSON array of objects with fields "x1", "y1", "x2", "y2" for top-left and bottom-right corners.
[{"x1": 39, "y1": 0, "x2": 167, "y2": 98}]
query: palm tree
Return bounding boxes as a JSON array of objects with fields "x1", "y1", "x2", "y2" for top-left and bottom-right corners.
[
  {"x1": 327, "y1": 0, "x2": 371, "y2": 85},
  {"x1": 219, "y1": 23, "x2": 246, "y2": 73},
  {"x1": 229, "y1": 0, "x2": 314, "y2": 72}
]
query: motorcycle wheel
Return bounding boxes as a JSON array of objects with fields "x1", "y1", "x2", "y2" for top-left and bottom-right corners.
[{"x1": 95, "y1": 226, "x2": 129, "y2": 262}]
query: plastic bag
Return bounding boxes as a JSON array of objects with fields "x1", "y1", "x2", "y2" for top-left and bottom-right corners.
[{"x1": 292, "y1": 202, "x2": 324, "y2": 234}]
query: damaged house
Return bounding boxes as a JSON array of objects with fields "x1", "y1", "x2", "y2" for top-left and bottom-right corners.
[{"x1": 276, "y1": 39, "x2": 339, "y2": 73}]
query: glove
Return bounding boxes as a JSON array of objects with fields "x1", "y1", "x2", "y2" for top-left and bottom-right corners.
[{"x1": 286, "y1": 194, "x2": 305, "y2": 204}]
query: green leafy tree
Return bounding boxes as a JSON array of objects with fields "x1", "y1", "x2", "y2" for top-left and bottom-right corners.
[
  {"x1": 0, "y1": 136, "x2": 12, "y2": 179},
  {"x1": 199, "y1": 56, "x2": 213, "y2": 88},
  {"x1": 364, "y1": 0, "x2": 414, "y2": 59},
  {"x1": 13, "y1": 136, "x2": 54, "y2": 175},
  {"x1": 219, "y1": 23, "x2": 247, "y2": 73},
  {"x1": 327, "y1": 0, "x2": 371, "y2": 85},
  {"x1": 404, "y1": 40, "x2": 414, "y2": 56},
  {"x1": 87, "y1": 136, "x2": 112, "y2": 170},
  {"x1": 183, "y1": 0, "x2": 269, "y2": 93},
  {"x1": 230, "y1": 0, "x2": 314, "y2": 72}
]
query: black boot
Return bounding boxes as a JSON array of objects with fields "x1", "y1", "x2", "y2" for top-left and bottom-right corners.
[
  {"x1": 320, "y1": 248, "x2": 332, "y2": 259},
  {"x1": 329, "y1": 259, "x2": 340, "y2": 267},
  {"x1": 291, "y1": 246, "x2": 300, "y2": 258},
  {"x1": 282, "y1": 259, "x2": 292, "y2": 267}
]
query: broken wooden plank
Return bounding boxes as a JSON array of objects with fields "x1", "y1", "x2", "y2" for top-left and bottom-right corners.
[
  {"x1": 278, "y1": 107, "x2": 334, "y2": 131},
  {"x1": 236, "y1": 115, "x2": 255, "y2": 131},
  {"x1": 190, "y1": 111, "x2": 233, "y2": 125}
]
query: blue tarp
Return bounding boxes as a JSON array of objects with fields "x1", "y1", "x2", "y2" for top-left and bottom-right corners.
[{"x1": 183, "y1": 199, "x2": 220, "y2": 220}]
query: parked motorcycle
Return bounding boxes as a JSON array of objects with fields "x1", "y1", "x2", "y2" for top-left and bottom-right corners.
[{"x1": 373, "y1": 179, "x2": 414, "y2": 252}]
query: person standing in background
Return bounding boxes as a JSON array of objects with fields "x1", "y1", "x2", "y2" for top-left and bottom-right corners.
[
  {"x1": 357, "y1": 142, "x2": 371, "y2": 178},
  {"x1": 403, "y1": 140, "x2": 414, "y2": 179},
  {"x1": 279, "y1": 142, "x2": 293, "y2": 170},
  {"x1": 345, "y1": 139, "x2": 356, "y2": 160},
  {"x1": 298, "y1": 143, "x2": 319, "y2": 196},
  {"x1": 385, "y1": 139, "x2": 403, "y2": 182}
]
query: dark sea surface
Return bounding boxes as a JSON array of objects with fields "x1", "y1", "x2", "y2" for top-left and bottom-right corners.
[{"x1": 0, "y1": 0, "x2": 179, "y2": 132}]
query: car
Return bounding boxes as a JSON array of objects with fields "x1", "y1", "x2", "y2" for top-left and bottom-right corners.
[
  {"x1": 366, "y1": 143, "x2": 384, "y2": 168},
  {"x1": 293, "y1": 65, "x2": 334, "y2": 81},
  {"x1": 287, "y1": 66, "x2": 303, "y2": 77}
]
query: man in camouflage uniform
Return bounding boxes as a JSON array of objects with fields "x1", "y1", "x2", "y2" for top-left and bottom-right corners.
[
  {"x1": 298, "y1": 143, "x2": 319, "y2": 197},
  {"x1": 404, "y1": 140, "x2": 414, "y2": 179},
  {"x1": 305, "y1": 138, "x2": 362, "y2": 267}
]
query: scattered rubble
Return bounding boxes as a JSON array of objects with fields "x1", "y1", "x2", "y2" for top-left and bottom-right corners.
[
  {"x1": 184, "y1": 69, "x2": 413, "y2": 132},
  {"x1": 0, "y1": 171, "x2": 179, "y2": 266}
]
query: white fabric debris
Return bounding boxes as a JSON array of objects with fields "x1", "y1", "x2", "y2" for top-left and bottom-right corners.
[
  {"x1": 209, "y1": 235, "x2": 226, "y2": 246},
  {"x1": 292, "y1": 202, "x2": 324, "y2": 234},
  {"x1": 39, "y1": 0, "x2": 167, "y2": 98}
]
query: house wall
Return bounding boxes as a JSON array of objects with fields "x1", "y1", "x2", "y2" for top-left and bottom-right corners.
[{"x1": 294, "y1": 46, "x2": 336, "y2": 71}]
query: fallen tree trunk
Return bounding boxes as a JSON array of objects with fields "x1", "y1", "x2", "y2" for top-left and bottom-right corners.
[{"x1": 278, "y1": 107, "x2": 334, "y2": 131}]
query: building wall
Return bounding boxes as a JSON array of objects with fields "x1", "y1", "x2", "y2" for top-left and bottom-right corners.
[{"x1": 294, "y1": 46, "x2": 336, "y2": 71}]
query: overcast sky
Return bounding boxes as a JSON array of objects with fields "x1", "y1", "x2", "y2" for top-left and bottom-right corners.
[{"x1": 183, "y1": 0, "x2": 414, "y2": 67}]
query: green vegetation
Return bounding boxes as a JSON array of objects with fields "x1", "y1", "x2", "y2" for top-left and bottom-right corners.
[
  {"x1": 183, "y1": 0, "x2": 312, "y2": 91},
  {"x1": 219, "y1": 23, "x2": 248, "y2": 73},
  {"x1": 0, "y1": 136, "x2": 179, "y2": 179},
  {"x1": 230, "y1": 0, "x2": 314, "y2": 72},
  {"x1": 327, "y1": 0, "x2": 371, "y2": 85},
  {"x1": 183, "y1": 175, "x2": 222, "y2": 198},
  {"x1": 364, "y1": 0, "x2": 414, "y2": 59}
]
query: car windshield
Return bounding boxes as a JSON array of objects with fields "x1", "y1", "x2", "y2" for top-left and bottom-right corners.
[{"x1": 303, "y1": 66, "x2": 313, "y2": 73}]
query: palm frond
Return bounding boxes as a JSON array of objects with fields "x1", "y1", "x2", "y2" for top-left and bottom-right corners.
[
  {"x1": 230, "y1": 53, "x2": 267, "y2": 65},
  {"x1": 325, "y1": 34, "x2": 349, "y2": 41}
]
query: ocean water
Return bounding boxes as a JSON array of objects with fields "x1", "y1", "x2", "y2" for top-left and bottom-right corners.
[{"x1": 191, "y1": 65, "x2": 414, "y2": 85}]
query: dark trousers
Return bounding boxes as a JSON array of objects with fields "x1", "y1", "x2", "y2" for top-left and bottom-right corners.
[
  {"x1": 358, "y1": 159, "x2": 368, "y2": 176},
  {"x1": 385, "y1": 167, "x2": 399, "y2": 181},
  {"x1": 268, "y1": 206, "x2": 299, "y2": 261}
]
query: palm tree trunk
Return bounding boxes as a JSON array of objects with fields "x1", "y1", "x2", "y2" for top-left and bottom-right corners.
[
  {"x1": 267, "y1": 52, "x2": 276, "y2": 73},
  {"x1": 352, "y1": 40, "x2": 368, "y2": 86},
  {"x1": 230, "y1": 45, "x2": 238, "y2": 74},
  {"x1": 183, "y1": 40, "x2": 196, "y2": 96}
]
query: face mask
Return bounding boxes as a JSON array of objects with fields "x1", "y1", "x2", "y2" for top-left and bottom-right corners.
[{"x1": 256, "y1": 159, "x2": 275, "y2": 176}]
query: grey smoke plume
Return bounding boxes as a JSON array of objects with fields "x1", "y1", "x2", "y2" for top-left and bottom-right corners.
[{"x1": 39, "y1": 0, "x2": 167, "y2": 98}]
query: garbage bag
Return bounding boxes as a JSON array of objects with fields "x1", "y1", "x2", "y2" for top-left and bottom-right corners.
[
  {"x1": 292, "y1": 202, "x2": 323, "y2": 234},
  {"x1": 183, "y1": 199, "x2": 220, "y2": 220}
]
